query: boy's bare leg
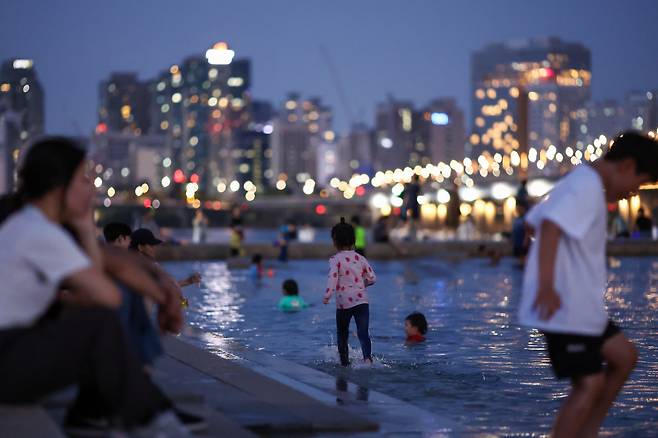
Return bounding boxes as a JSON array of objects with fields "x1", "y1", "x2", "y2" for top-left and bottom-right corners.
[
  {"x1": 581, "y1": 333, "x2": 638, "y2": 438},
  {"x1": 553, "y1": 373, "x2": 605, "y2": 438}
]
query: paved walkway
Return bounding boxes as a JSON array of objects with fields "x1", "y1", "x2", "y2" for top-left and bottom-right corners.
[{"x1": 0, "y1": 333, "x2": 455, "y2": 436}]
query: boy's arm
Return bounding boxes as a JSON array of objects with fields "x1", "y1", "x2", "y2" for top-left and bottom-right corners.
[
  {"x1": 323, "y1": 259, "x2": 339, "y2": 304},
  {"x1": 533, "y1": 220, "x2": 562, "y2": 320}
]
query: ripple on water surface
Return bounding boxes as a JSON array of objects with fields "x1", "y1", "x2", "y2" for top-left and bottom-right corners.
[{"x1": 167, "y1": 257, "x2": 658, "y2": 436}]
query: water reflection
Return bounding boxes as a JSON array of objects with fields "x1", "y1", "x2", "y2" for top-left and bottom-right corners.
[{"x1": 166, "y1": 257, "x2": 658, "y2": 435}]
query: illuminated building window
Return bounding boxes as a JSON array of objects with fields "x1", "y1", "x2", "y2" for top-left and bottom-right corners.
[
  {"x1": 0, "y1": 83, "x2": 10, "y2": 92},
  {"x1": 509, "y1": 87, "x2": 519, "y2": 98},
  {"x1": 476, "y1": 89, "x2": 485, "y2": 99},
  {"x1": 160, "y1": 121, "x2": 169, "y2": 130},
  {"x1": 528, "y1": 91, "x2": 539, "y2": 101},
  {"x1": 121, "y1": 105, "x2": 131, "y2": 119},
  {"x1": 470, "y1": 134, "x2": 480, "y2": 145},
  {"x1": 161, "y1": 104, "x2": 170, "y2": 113},
  {"x1": 475, "y1": 117, "x2": 485, "y2": 128},
  {"x1": 487, "y1": 89, "x2": 496, "y2": 99},
  {"x1": 208, "y1": 68, "x2": 218, "y2": 79},
  {"x1": 400, "y1": 108, "x2": 412, "y2": 132},
  {"x1": 285, "y1": 100, "x2": 297, "y2": 110},
  {"x1": 227, "y1": 77, "x2": 244, "y2": 87}
]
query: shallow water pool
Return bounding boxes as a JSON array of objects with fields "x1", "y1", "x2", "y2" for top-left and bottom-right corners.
[{"x1": 167, "y1": 256, "x2": 658, "y2": 436}]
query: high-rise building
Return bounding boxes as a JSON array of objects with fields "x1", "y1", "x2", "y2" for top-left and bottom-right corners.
[
  {"x1": 140, "y1": 42, "x2": 251, "y2": 194},
  {"x1": 625, "y1": 90, "x2": 657, "y2": 132},
  {"x1": 0, "y1": 111, "x2": 21, "y2": 193},
  {"x1": 373, "y1": 96, "x2": 414, "y2": 171},
  {"x1": 270, "y1": 93, "x2": 334, "y2": 187},
  {"x1": 0, "y1": 58, "x2": 45, "y2": 190},
  {"x1": 89, "y1": 132, "x2": 167, "y2": 191},
  {"x1": 233, "y1": 100, "x2": 274, "y2": 190},
  {"x1": 585, "y1": 100, "x2": 625, "y2": 143},
  {"x1": 336, "y1": 123, "x2": 374, "y2": 178},
  {"x1": 417, "y1": 98, "x2": 466, "y2": 165},
  {"x1": 471, "y1": 37, "x2": 591, "y2": 177},
  {"x1": 98, "y1": 73, "x2": 150, "y2": 135}
]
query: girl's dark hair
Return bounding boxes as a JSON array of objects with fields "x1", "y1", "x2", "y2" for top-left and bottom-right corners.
[
  {"x1": 605, "y1": 131, "x2": 658, "y2": 181},
  {"x1": 0, "y1": 137, "x2": 86, "y2": 224},
  {"x1": 282, "y1": 279, "x2": 298, "y2": 296},
  {"x1": 331, "y1": 217, "x2": 355, "y2": 249},
  {"x1": 405, "y1": 312, "x2": 428, "y2": 335},
  {"x1": 252, "y1": 254, "x2": 263, "y2": 264}
]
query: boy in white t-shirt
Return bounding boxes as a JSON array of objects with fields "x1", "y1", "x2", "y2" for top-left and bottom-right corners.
[{"x1": 519, "y1": 131, "x2": 658, "y2": 437}]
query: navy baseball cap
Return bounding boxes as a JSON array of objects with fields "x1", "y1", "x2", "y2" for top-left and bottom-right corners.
[{"x1": 131, "y1": 228, "x2": 163, "y2": 246}]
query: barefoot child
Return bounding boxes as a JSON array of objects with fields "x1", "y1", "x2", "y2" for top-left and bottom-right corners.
[
  {"x1": 323, "y1": 217, "x2": 376, "y2": 366},
  {"x1": 519, "y1": 131, "x2": 658, "y2": 437}
]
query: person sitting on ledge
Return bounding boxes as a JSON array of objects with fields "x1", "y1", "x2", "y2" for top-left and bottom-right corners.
[
  {"x1": 0, "y1": 137, "x2": 201, "y2": 435},
  {"x1": 103, "y1": 222, "x2": 164, "y2": 370},
  {"x1": 130, "y1": 228, "x2": 200, "y2": 307}
]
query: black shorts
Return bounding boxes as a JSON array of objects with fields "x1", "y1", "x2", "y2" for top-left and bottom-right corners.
[{"x1": 543, "y1": 321, "x2": 621, "y2": 379}]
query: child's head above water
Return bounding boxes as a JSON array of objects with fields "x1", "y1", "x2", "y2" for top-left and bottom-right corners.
[
  {"x1": 282, "y1": 279, "x2": 299, "y2": 296},
  {"x1": 252, "y1": 254, "x2": 263, "y2": 265},
  {"x1": 405, "y1": 312, "x2": 428, "y2": 339},
  {"x1": 331, "y1": 217, "x2": 355, "y2": 250}
]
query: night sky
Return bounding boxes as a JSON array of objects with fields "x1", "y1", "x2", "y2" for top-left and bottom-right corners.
[{"x1": 1, "y1": 0, "x2": 657, "y2": 136}]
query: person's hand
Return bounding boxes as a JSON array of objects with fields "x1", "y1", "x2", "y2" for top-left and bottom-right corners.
[
  {"x1": 187, "y1": 272, "x2": 202, "y2": 285},
  {"x1": 533, "y1": 286, "x2": 561, "y2": 320},
  {"x1": 323, "y1": 297, "x2": 330, "y2": 305}
]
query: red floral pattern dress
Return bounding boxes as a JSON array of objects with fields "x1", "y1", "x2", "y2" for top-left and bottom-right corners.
[{"x1": 323, "y1": 250, "x2": 376, "y2": 309}]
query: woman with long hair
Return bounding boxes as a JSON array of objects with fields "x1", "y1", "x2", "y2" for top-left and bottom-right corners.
[{"x1": 0, "y1": 137, "x2": 190, "y2": 435}]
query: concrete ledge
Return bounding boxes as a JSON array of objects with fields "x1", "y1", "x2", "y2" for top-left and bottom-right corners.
[
  {"x1": 0, "y1": 406, "x2": 65, "y2": 438},
  {"x1": 161, "y1": 337, "x2": 379, "y2": 434},
  {"x1": 155, "y1": 239, "x2": 658, "y2": 261}
]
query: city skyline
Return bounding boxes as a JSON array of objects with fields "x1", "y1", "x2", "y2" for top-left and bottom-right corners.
[{"x1": 1, "y1": 0, "x2": 658, "y2": 136}]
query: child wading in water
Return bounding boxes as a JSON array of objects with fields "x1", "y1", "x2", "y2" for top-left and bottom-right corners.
[
  {"x1": 404, "y1": 312, "x2": 428, "y2": 343},
  {"x1": 519, "y1": 131, "x2": 658, "y2": 437},
  {"x1": 278, "y1": 279, "x2": 308, "y2": 312},
  {"x1": 323, "y1": 218, "x2": 376, "y2": 366}
]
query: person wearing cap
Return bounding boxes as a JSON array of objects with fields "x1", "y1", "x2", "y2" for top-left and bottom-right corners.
[
  {"x1": 102, "y1": 222, "x2": 165, "y2": 369},
  {"x1": 130, "y1": 228, "x2": 201, "y2": 296}
]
